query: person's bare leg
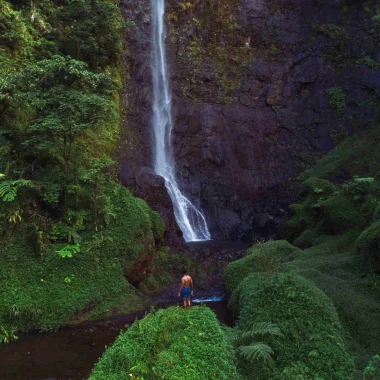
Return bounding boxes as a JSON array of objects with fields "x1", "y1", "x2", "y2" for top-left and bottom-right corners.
[{"x1": 183, "y1": 299, "x2": 186, "y2": 309}]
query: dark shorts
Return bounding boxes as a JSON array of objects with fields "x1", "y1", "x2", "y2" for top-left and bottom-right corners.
[{"x1": 181, "y1": 287, "x2": 191, "y2": 299}]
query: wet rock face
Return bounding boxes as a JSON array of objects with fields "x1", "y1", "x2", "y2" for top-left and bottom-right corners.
[{"x1": 119, "y1": 0, "x2": 379, "y2": 242}]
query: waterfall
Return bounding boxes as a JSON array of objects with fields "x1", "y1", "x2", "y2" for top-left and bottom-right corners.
[{"x1": 151, "y1": 0, "x2": 210, "y2": 242}]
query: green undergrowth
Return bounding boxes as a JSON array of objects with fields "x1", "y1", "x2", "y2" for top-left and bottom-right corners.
[
  {"x1": 224, "y1": 240, "x2": 301, "y2": 294},
  {"x1": 287, "y1": 232, "x2": 380, "y2": 370},
  {"x1": 90, "y1": 306, "x2": 240, "y2": 380},
  {"x1": 0, "y1": 185, "x2": 164, "y2": 332},
  {"x1": 230, "y1": 273, "x2": 354, "y2": 379},
  {"x1": 225, "y1": 125, "x2": 380, "y2": 374},
  {"x1": 0, "y1": 0, "x2": 170, "y2": 337}
]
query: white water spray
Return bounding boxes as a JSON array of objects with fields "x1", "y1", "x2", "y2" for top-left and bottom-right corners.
[{"x1": 151, "y1": 0, "x2": 210, "y2": 242}]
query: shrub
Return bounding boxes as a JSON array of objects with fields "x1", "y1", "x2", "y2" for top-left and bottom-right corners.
[
  {"x1": 224, "y1": 240, "x2": 300, "y2": 294},
  {"x1": 90, "y1": 306, "x2": 239, "y2": 380},
  {"x1": 230, "y1": 273, "x2": 354, "y2": 379},
  {"x1": 356, "y1": 220, "x2": 380, "y2": 273},
  {"x1": 293, "y1": 228, "x2": 318, "y2": 249}
]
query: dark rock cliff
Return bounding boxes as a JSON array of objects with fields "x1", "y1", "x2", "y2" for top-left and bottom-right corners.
[{"x1": 119, "y1": 0, "x2": 380, "y2": 243}]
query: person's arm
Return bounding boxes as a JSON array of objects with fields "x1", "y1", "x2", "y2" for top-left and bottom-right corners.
[
  {"x1": 178, "y1": 278, "x2": 184, "y2": 297},
  {"x1": 190, "y1": 277, "x2": 194, "y2": 295}
]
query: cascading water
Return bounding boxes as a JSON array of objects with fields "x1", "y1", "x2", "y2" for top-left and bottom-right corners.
[{"x1": 151, "y1": 0, "x2": 210, "y2": 242}]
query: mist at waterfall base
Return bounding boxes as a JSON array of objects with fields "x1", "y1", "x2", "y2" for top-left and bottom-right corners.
[{"x1": 151, "y1": 0, "x2": 210, "y2": 242}]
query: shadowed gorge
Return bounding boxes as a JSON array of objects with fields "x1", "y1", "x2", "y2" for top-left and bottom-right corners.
[{"x1": 1, "y1": 0, "x2": 380, "y2": 379}]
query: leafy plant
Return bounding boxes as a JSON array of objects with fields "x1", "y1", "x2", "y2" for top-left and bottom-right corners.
[
  {"x1": 235, "y1": 322, "x2": 283, "y2": 368},
  {"x1": 0, "y1": 326, "x2": 18, "y2": 344},
  {"x1": 56, "y1": 244, "x2": 80, "y2": 258},
  {"x1": 364, "y1": 354, "x2": 380, "y2": 379},
  {"x1": 0, "y1": 178, "x2": 34, "y2": 202}
]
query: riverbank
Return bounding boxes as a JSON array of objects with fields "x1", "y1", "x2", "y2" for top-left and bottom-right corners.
[{"x1": 0, "y1": 299, "x2": 232, "y2": 380}]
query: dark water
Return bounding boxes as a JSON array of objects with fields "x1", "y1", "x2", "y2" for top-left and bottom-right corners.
[{"x1": 0, "y1": 301, "x2": 232, "y2": 380}]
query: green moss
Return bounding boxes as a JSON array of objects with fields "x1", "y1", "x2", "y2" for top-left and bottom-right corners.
[
  {"x1": 356, "y1": 220, "x2": 380, "y2": 273},
  {"x1": 327, "y1": 87, "x2": 347, "y2": 115},
  {"x1": 320, "y1": 192, "x2": 367, "y2": 234},
  {"x1": 230, "y1": 273, "x2": 354, "y2": 379},
  {"x1": 287, "y1": 232, "x2": 380, "y2": 369},
  {"x1": 168, "y1": 0, "x2": 255, "y2": 103},
  {"x1": 90, "y1": 306, "x2": 240, "y2": 380},
  {"x1": 0, "y1": 185, "x2": 164, "y2": 332},
  {"x1": 224, "y1": 240, "x2": 300, "y2": 294},
  {"x1": 293, "y1": 228, "x2": 319, "y2": 249},
  {"x1": 299, "y1": 126, "x2": 380, "y2": 181},
  {"x1": 300, "y1": 177, "x2": 338, "y2": 196}
]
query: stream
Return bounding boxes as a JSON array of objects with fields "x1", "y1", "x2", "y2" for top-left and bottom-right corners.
[
  {"x1": 0, "y1": 240, "x2": 248, "y2": 380},
  {"x1": 0, "y1": 300, "x2": 232, "y2": 380}
]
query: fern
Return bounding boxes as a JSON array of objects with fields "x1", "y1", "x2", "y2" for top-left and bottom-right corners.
[
  {"x1": 0, "y1": 178, "x2": 34, "y2": 202},
  {"x1": 239, "y1": 343, "x2": 275, "y2": 367},
  {"x1": 241, "y1": 322, "x2": 284, "y2": 340}
]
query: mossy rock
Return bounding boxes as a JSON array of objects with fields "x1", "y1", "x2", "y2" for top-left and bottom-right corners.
[
  {"x1": 90, "y1": 306, "x2": 239, "y2": 380},
  {"x1": 230, "y1": 273, "x2": 354, "y2": 379},
  {"x1": 375, "y1": 171, "x2": 380, "y2": 183},
  {"x1": 224, "y1": 240, "x2": 300, "y2": 294},
  {"x1": 300, "y1": 177, "x2": 337, "y2": 197},
  {"x1": 356, "y1": 220, "x2": 380, "y2": 274},
  {"x1": 320, "y1": 193, "x2": 366, "y2": 234},
  {"x1": 293, "y1": 228, "x2": 319, "y2": 249}
]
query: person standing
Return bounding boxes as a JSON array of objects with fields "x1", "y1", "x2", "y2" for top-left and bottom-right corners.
[{"x1": 178, "y1": 268, "x2": 194, "y2": 309}]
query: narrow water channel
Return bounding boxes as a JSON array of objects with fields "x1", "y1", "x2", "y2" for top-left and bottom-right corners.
[{"x1": 0, "y1": 300, "x2": 232, "y2": 380}]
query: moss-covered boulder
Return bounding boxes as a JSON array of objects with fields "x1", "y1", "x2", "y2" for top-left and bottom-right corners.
[
  {"x1": 230, "y1": 273, "x2": 354, "y2": 379},
  {"x1": 356, "y1": 220, "x2": 380, "y2": 273},
  {"x1": 320, "y1": 192, "x2": 366, "y2": 234},
  {"x1": 90, "y1": 306, "x2": 239, "y2": 380},
  {"x1": 293, "y1": 228, "x2": 319, "y2": 249},
  {"x1": 224, "y1": 240, "x2": 300, "y2": 294},
  {"x1": 0, "y1": 185, "x2": 165, "y2": 331}
]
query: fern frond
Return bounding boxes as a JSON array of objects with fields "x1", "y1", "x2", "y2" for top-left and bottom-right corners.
[
  {"x1": 245, "y1": 322, "x2": 284, "y2": 339},
  {"x1": 0, "y1": 179, "x2": 34, "y2": 202},
  {"x1": 238, "y1": 342, "x2": 275, "y2": 367},
  {"x1": 0, "y1": 183, "x2": 17, "y2": 202}
]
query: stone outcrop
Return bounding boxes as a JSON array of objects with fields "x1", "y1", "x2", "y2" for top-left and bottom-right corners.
[{"x1": 119, "y1": 0, "x2": 380, "y2": 242}]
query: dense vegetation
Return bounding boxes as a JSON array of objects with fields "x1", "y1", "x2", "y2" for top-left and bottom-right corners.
[
  {"x1": 90, "y1": 306, "x2": 240, "y2": 380},
  {"x1": 224, "y1": 122, "x2": 380, "y2": 378},
  {"x1": 0, "y1": 0, "x2": 165, "y2": 339},
  {"x1": 1, "y1": 1, "x2": 380, "y2": 379}
]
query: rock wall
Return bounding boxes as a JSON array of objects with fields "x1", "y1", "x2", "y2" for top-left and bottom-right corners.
[{"x1": 119, "y1": 0, "x2": 380, "y2": 242}]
